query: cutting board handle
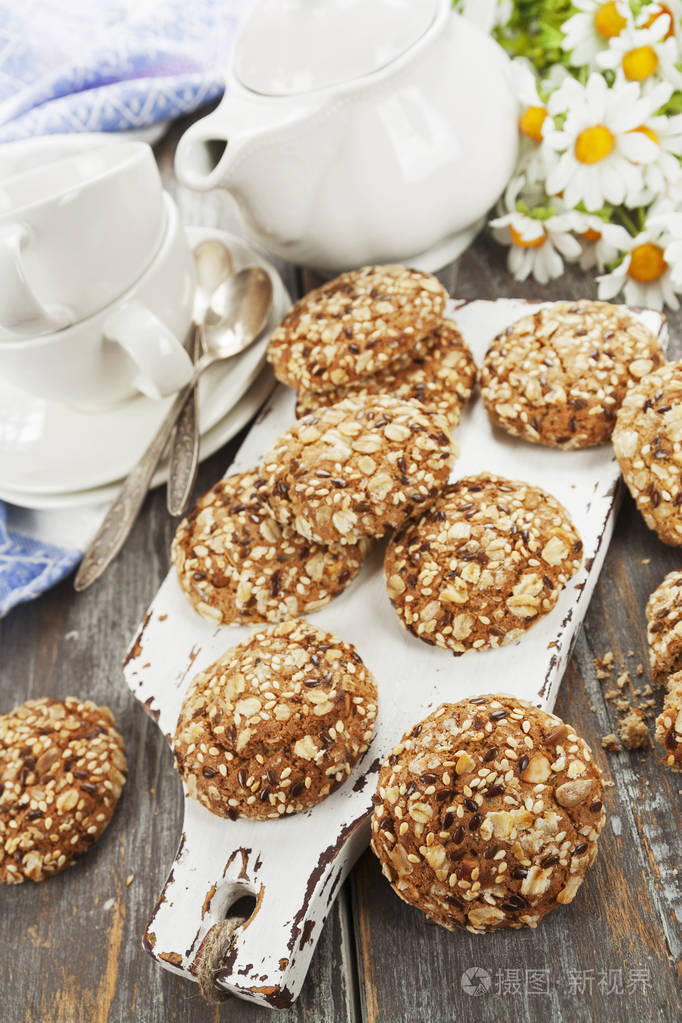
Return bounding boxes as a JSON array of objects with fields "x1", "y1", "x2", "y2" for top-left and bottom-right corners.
[{"x1": 142, "y1": 796, "x2": 370, "y2": 1008}]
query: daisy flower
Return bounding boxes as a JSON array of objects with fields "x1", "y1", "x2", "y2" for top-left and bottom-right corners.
[
  {"x1": 491, "y1": 178, "x2": 583, "y2": 285},
  {"x1": 561, "y1": 1, "x2": 632, "y2": 68},
  {"x1": 597, "y1": 16, "x2": 682, "y2": 88},
  {"x1": 597, "y1": 222, "x2": 682, "y2": 309},
  {"x1": 543, "y1": 73, "x2": 660, "y2": 211},
  {"x1": 576, "y1": 217, "x2": 632, "y2": 271}
]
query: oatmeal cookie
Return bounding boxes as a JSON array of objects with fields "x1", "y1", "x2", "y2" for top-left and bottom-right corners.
[
  {"x1": 645, "y1": 570, "x2": 682, "y2": 680},
  {"x1": 385, "y1": 473, "x2": 582, "y2": 654},
  {"x1": 172, "y1": 469, "x2": 369, "y2": 625},
  {"x1": 295, "y1": 320, "x2": 477, "y2": 430},
  {"x1": 267, "y1": 265, "x2": 448, "y2": 391},
  {"x1": 263, "y1": 396, "x2": 457, "y2": 546},
  {"x1": 480, "y1": 301, "x2": 664, "y2": 449},
  {"x1": 0, "y1": 698, "x2": 127, "y2": 884},
  {"x1": 173, "y1": 619, "x2": 378, "y2": 820},
  {"x1": 613, "y1": 361, "x2": 682, "y2": 546},
  {"x1": 371, "y1": 694, "x2": 605, "y2": 932},
  {"x1": 655, "y1": 672, "x2": 682, "y2": 771}
]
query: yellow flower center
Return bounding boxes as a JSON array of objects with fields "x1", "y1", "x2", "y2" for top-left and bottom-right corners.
[
  {"x1": 574, "y1": 125, "x2": 615, "y2": 164},
  {"x1": 628, "y1": 243, "x2": 667, "y2": 282},
  {"x1": 594, "y1": 2, "x2": 627, "y2": 38},
  {"x1": 583, "y1": 227, "x2": 603, "y2": 243},
  {"x1": 644, "y1": 4, "x2": 674, "y2": 40},
  {"x1": 510, "y1": 225, "x2": 545, "y2": 249},
  {"x1": 622, "y1": 45, "x2": 659, "y2": 81},
  {"x1": 519, "y1": 106, "x2": 548, "y2": 142}
]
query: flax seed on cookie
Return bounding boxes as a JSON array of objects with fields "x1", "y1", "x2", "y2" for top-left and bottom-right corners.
[
  {"x1": 295, "y1": 319, "x2": 476, "y2": 431},
  {"x1": 371, "y1": 694, "x2": 605, "y2": 932},
  {"x1": 267, "y1": 264, "x2": 448, "y2": 391},
  {"x1": 0, "y1": 698, "x2": 127, "y2": 884},
  {"x1": 263, "y1": 395, "x2": 457, "y2": 547},
  {"x1": 480, "y1": 300, "x2": 664, "y2": 449},
  {"x1": 173, "y1": 619, "x2": 378, "y2": 820},
  {"x1": 613, "y1": 361, "x2": 682, "y2": 546},
  {"x1": 172, "y1": 469, "x2": 369, "y2": 625},
  {"x1": 385, "y1": 473, "x2": 582, "y2": 655}
]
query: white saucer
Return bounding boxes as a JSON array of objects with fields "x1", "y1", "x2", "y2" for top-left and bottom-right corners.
[
  {"x1": 0, "y1": 227, "x2": 290, "y2": 496},
  {"x1": 0, "y1": 368, "x2": 276, "y2": 510}
]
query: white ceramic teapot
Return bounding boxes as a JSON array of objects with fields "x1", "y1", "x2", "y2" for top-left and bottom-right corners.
[{"x1": 175, "y1": 0, "x2": 518, "y2": 274}]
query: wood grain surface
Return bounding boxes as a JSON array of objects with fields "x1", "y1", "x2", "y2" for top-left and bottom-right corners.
[{"x1": 0, "y1": 116, "x2": 680, "y2": 1023}]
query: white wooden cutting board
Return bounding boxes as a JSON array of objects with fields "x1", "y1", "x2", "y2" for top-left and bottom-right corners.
[{"x1": 123, "y1": 299, "x2": 666, "y2": 1008}]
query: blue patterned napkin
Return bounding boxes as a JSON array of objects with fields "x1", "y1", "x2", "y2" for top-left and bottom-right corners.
[
  {"x1": 0, "y1": 0, "x2": 246, "y2": 141},
  {"x1": 0, "y1": 502, "x2": 102, "y2": 617},
  {"x1": 0, "y1": 0, "x2": 248, "y2": 615}
]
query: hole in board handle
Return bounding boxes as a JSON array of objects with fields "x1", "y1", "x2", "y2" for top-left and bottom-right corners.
[{"x1": 225, "y1": 892, "x2": 257, "y2": 924}]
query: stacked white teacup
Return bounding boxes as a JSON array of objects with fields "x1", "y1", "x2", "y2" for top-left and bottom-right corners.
[{"x1": 0, "y1": 140, "x2": 195, "y2": 410}]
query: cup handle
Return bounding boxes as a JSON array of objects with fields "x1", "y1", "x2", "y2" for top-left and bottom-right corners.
[
  {"x1": 0, "y1": 223, "x2": 73, "y2": 334},
  {"x1": 103, "y1": 301, "x2": 194, "y2": 400}
]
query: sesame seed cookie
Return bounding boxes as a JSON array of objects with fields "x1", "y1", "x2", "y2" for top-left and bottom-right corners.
[
  {"x1": 645, "y1": 570, "x2": 682, "y2": 681},
  {"x1": 172, "y1": 470, "x2": 369, "y2": 626},
  {"x1": 263, "y1": 396, "x2": 457, "y2": 546},
  {"x1": 295, "y1": 320, "x2": 477, "y2": 430},
  {"x1": 173, "y1": 619, "x2": 378, "y2": 820},
  {"x1": 0, "y1": 698, "x2": 127, "y2": 884},
  {"x1": 385, "y1": 473, "x2": 582, "y2": 654},
  {"x1": 370, "y1": 694, "x2": 605, "y2": 932},
  {"x1": 655, "y1": 673, "x2": 682, "y2": 771},
  {"x1": 266, "y1": 265, "x2": 448, "y2": 391},
  {"x1": 613, "y1": 361, "x2": 682, "y2": 547},
  {"x1": 480, "y1": 301, "x2": 664, "y2": 449}
]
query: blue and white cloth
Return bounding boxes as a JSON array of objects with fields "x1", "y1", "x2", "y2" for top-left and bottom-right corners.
[
  {"x1": 0, "y1": 0, "x2": 248, "y2": 615},
  {"x1": 0, "y1": 0, "x2": 247, "y2": 141},
  {"x1": 0, "y1": 504, "x2": 84, "y2": 617}
]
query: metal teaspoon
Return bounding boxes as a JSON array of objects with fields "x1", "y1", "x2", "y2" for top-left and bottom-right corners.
[{"x1": 166, "y1": 239, "x2": 234, "y2": 516}]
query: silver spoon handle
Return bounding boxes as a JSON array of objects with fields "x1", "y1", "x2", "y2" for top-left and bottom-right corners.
[
  {"x1": 166, "y1": 325, "x2": 202, "y2": 517},
  {"x1": 74, "y1": 382, "x2": 193, "y2": 591}
]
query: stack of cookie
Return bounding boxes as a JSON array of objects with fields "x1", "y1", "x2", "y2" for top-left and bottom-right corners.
[
  {"x1": 173, "y1": 265, "x2": 466, "y2": 630},
  {"x1": 266, "y1": 264, "x2": 477, "y2": 431}
]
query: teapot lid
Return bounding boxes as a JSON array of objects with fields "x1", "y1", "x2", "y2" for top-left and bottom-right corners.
[{"x1": 234, "y1": 0, "x2": 440, "y2": 96}]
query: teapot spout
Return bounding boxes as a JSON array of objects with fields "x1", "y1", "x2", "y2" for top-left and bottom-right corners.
[{"x1": 175, "y1": 96, "x2": 307, "y2": 193}]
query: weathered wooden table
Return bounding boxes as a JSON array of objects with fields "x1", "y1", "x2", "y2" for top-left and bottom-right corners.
[{"x1": 0, "y1": 120, "x2": 680, "y2": 1023}]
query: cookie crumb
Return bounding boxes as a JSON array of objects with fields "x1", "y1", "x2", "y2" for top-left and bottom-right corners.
[
  {"x1": 616, "y1": 670, "x2": 630, "y2": 689},
  {"x1": 125, "y1": 874, "x2": 134, "y2": 887},
  {"x1": 619, "y1": 710, "x2": 649, "y2": 750},
  {"x1": 601, "y1": 733, "x2": 622, "y2": 752}
]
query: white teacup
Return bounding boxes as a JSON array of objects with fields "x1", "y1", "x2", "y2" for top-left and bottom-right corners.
[
  {"x1": 0, "y1": 141, "x2": 166, "y2": 338},
  {"x1": 0, "y1": 193, "x2": 195, "y2": 409}
]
